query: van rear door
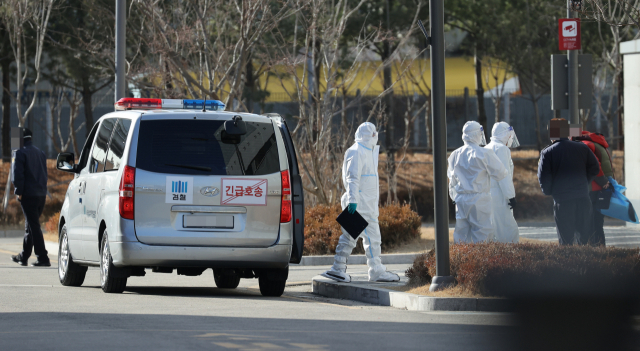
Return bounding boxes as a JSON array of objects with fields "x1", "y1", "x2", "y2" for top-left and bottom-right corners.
[
  {"x1": 133, "y1": 118, "x2": 282, "y2": 247},
  {"x1": 267, "y1": 114, "x2": 304, "y2": 263}
]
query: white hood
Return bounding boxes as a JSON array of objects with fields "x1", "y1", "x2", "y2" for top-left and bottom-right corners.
[
  {"x1": 355, "y1": 122, "x2": 378, "y2": 149},
  {"x1": 462, "y1": 121, "x2": 486, "y2": 146}
]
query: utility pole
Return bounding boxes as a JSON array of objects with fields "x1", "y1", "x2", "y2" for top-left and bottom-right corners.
[
  {"x1": 114, "y1": 0, "x2": 126, "y2": 105},
  {"x1": 420, "y1": 0, "x2": 453, "y2": 292},
  {"x1": 567, "y1": 0, "x2": 579, "y2": 124}
]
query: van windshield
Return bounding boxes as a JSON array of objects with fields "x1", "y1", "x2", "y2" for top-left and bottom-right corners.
[{"x1": 136, "y1": 119, "x2": 280, "y2": 176}]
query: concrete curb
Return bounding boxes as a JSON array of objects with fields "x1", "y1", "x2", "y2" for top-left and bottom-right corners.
[
  {"x1": 293, "y1": 253, "x2": 419, "y2": 266},
  {"x1": 0, "y1": 230, "x2": 25, "y2": 238},
  {"x1": 312, "y1": 275, "x2": 514, "y2": 312}
]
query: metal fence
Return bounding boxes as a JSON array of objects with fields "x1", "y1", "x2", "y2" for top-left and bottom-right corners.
[{"x1": 3, "y1": 92, "x2": 620, "y2": 158}]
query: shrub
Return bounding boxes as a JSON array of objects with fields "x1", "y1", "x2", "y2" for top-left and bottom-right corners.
[
  {"x1": 303, "y1": 203, "x2": 422, "y2": 256},
  {"x1": 45, "y1": 211, "x2": 60, "y2": 235},
  {"x1": 406, "y1": 243, "x2": 640, "y2": 297}
]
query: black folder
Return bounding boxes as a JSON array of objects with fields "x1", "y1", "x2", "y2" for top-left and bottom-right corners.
[{"x1": 336, "y1": 207, "x2": 369, "y2": 240}]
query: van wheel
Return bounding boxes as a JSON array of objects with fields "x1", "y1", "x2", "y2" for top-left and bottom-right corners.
[
  {"x1": 58, "y1": 225, "x2": 87, "y2": 286},
  {"x1": 100, "y1": 231, "x2": 127, "y2": 293},
  {"x1": 258, "y1": 267, "x2": 288, "y2": 297},
  {"x1": 213, "y1": 270, "x2": 241, "y2": 289}
]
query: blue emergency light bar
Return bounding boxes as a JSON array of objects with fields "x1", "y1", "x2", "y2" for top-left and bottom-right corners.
[{"x1": 115, "y1": 98, "x2": 226, "y2": 111}]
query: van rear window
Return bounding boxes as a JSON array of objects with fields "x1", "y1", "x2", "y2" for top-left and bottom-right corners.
[{"x1": 136, "y1": 119, "x2": 280, "y2": 176}]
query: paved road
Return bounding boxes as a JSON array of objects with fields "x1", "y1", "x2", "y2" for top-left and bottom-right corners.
[
  {"x1": 0, "y1": 238, "x2": 518, "y2": 351},
  {"x1": 519, "y1": 226, "x2": 640, "y2": 248}
]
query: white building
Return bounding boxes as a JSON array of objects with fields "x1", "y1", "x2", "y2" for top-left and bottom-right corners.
[{"x1": 620, "y1": 39, "x2": 640, "y2": 229}]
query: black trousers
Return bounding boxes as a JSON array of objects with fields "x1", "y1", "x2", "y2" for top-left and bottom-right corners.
[
  {"x1": 553, "y1": 197, "x2": 593, "y2": 245},
  {"x1": 591, "y1": 207, "x2": 606, "y2": 246},
  {"x1": 20, "y1": 196, "x2": 48, "y2": 261}
]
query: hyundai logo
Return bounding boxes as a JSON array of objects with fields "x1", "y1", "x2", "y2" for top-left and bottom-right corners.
[{"x1": 199, "y1": 186, "x2": 220, "y2": 197}]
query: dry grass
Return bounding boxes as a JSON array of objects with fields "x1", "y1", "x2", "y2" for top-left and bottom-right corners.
[
  {"x1": 0, "y1": 160, "x2": 73, "y2": 227},
  {"x1": 406, "y1": 243, "x2": 640, "y2": 297}
]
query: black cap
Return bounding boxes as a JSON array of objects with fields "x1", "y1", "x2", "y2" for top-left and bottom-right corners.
[{"x1": 23, "y1": 128, "x2": 32, "y2": 139}]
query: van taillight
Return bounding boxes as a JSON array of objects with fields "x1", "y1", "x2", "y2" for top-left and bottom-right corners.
[
  {"x1": 280, "y1": 170, "x2": 292, "y2": 223},
  {"x1": 119, "y1": 166, "x2": 135, "y2": 220}
]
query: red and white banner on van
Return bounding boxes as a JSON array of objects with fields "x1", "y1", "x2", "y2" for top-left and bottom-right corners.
[{"x1": 221, "y1": 178, "x2": 268, "y2": 206}]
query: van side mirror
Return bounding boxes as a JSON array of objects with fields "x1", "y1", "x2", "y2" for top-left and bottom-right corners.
[{"x1": 56, "y1": 153, "x2": 77, "y2": 173}]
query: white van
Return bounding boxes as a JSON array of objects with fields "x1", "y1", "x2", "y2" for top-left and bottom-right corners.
[{"x1": 55, "y1": 98, "x2": 304, "y2": 296}]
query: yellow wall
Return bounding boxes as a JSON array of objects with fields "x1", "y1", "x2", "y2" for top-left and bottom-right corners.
[{"x1": 258, "y1": 57, "x2": 513, "y2": 102}]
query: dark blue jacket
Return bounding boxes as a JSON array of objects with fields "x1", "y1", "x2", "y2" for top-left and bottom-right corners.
[
  {"x1": 12, "y1": 140, "x2": 48, "y2": 197},
  {"x1": 538, "y1": 138, "x2": 600, "y2": 202}
]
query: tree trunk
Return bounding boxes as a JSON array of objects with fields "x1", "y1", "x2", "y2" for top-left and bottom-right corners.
[
  {"x1": 244, "y1": 52, "x2": 254, "y2": 113},
  {"x1": 1, "y1": 58, "x2": 10, "y2": 159},
  {"x1": 474, "y1": 49, "x2": 487, "y2": 132},
  {"x1": 532, "y1": 95, "x2": 543, "y2": 151},
  {"x1": 82, "y1": 83, "x2": 94, "y2": 130}
]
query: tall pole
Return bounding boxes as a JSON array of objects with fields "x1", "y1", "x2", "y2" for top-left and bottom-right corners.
[
  {"x1": 114, "y1": 0, "x2": 126, "y2": 105},
  {"x1": 428, "y1": 0, "x2": 453, "y2": 291},
  {"x1": 567, "y1": 0, "x2": 579, "y2": 124}
]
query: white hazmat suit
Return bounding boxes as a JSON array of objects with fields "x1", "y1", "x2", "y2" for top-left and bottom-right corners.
[
  {"x1": 485, "y1": 122, "x2": 519, "y2": 243},
  {"x1": 448, "y1": 121, "x2": 509, "y2": 243},
  {"x1": 321, "y1": 123, "x2": 400, "y2": 283}
]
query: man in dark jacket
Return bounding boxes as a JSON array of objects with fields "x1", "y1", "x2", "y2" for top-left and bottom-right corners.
[
  {"x1": 10, "y1": 128, "x2": 50, "y2": 266},
  {"x1": 538, "y1": 119, "x2": 600, "y2": 245},
  {"x1": 574, "y1": 131, "x2": 614, "y2": 246}
]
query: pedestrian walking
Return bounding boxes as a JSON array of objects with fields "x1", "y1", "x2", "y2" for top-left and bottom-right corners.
[
  {"x1": 448, "y1": 121, "x2": 509, "y2": 243},
  {"x1": 485, "y1": 122, "x2": 520, "y2": 243},
  {"x1": 538, "y1": 119, "x2": 600, "y2": 245},
  {"x1": 10, "y1": 128, "x2": 50, "y2": 266},
  {"x1": 573, "y1": 131, "x2": 614, "y2": 246},
  {"x1": 321, "y1": 122, "x2": 400, "y2": 283}
]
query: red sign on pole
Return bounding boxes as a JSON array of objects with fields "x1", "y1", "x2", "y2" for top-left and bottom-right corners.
[{"x1": 559, "y1": 18, "x2": 581, "y2": 51}]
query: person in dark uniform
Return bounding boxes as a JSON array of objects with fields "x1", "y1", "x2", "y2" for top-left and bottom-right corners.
[
  {"x1": 10, "y1": 128, "x2": 50, "y2": 266},
  {"x1": 538, "y1": 119, "x2": 600, "y2": 245}
]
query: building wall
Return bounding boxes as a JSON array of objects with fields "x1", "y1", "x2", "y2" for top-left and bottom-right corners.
[{"x1": 623, "y1": 51, "x2": 640, "y2": 229}]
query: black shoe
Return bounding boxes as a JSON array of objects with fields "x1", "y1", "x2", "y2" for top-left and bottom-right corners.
[
  {"x1": 31, "y1": 260, "x2": 51, "y2": 267},
  {"x1": 11, "y1": 255, "x2": 27, "y2": 266}
]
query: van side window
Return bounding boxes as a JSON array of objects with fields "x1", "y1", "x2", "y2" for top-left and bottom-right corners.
[
  {"x1": 89, "y1": 118, "x2": 116, "y2": 173},
  {"x1": 77, "y1": 123, "x2": 100, "y2": 172},
  {"x1": 105, "y1": 118, "x2": 132, "y2": 171}
]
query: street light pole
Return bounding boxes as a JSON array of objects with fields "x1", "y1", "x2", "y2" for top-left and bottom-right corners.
[
  {"x1": 114, "y1": 0, "x2": 126, "y2": 105},
  {"x1": 427, "y1": 0, "x2": 454, "y2": 292},
  {"x1": 567, "y1": 0, "x2": 579, "y2": 124}
]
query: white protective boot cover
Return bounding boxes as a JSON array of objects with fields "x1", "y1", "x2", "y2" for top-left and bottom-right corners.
[
  {"x1": 321, "y1": 269, "x2": 351, "y2": 283},
  {"x1": 371, "y1": 271, "x2": 400, "y2": 282}
]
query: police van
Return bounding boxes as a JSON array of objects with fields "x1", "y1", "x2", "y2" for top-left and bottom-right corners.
[{"x1": 55, "y1": 98, "x2": 304, "y2": 296}]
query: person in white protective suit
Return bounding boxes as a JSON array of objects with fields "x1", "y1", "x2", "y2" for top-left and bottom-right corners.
[
  {"x1": 485, "y1": 122, "x2": 520, "y2": 243},
  {"x1": 448, "y1": 121, "x2": 509, "y2": 243},
  {"x1": 321, "y1": 122, "x2": 400, "y2": 283}
]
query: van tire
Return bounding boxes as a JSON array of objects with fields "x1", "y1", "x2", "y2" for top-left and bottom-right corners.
[
  {"x1": 258, "y1": 268, "x2": 288, "y2": 297},
  {"x1": 100, "y1": 231, "x2": 127, "y2": 293},
  {"x1": 213, "y1": 270, "x2": 241, "y2": 289},
  {"x1": 58, "y1": 225, "x2": 87, "y2": 287}
]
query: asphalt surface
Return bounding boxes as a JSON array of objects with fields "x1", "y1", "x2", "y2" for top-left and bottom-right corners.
[
  {"x1": 0, "y1": 238, "x2": 517, "y2": 351},
  {"x1": 519, "y1": 226, "x2": 640, "y2": 248}
]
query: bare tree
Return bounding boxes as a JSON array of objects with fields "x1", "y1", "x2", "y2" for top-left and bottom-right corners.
[
  {"x1": 35, "y1": 87, "x2": 86, "y2": 155},
  {"x1": 1, "y1": 0, "x2": 54, "y2": 127},
  {"x1": 583, "y1": 0, "x2": 640, "y2": 149}
]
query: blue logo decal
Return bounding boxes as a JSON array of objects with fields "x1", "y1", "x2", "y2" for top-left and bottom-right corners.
[{"x1": 172, "y1": 181, "x2": 188, "y2": 194}]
